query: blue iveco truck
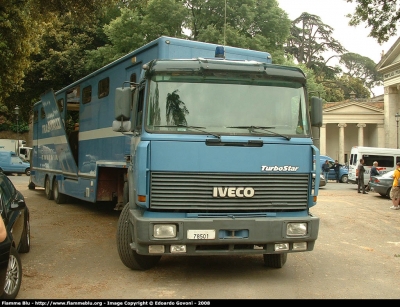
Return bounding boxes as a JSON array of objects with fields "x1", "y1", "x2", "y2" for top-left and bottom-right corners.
[{"x1": 29, "y1": 36, "x2": 322, "y2": 270}]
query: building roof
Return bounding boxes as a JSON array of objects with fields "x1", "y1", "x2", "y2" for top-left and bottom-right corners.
[{"x1": 323, "y1": 98, "x2": 384, "y2": 111}]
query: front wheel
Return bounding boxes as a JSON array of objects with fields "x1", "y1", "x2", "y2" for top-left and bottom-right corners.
[
  {"x1": 341, "y1": 175, "x2": 348, "y2": 183},
  {"x1": 25, "y1": 168, "x2": 30, "y2": 176},
  {"x1": 116, "y1": 204, "x2": 161, "y2": 270},
  {"x1": 1, "y1": 247, "x2": 22, "y2": 299},
  {"x1": 263, "y1": 253, "x2": 287, "y2": 268}
]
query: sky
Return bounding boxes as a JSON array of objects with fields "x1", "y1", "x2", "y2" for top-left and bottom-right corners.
[{"x1": 278, "y1": 0, "x2": 399, "y2": 96}]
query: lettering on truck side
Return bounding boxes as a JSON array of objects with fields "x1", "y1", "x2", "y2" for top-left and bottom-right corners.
[{"x1": 261, "y1": 165, "x2": 300, "y2": 171}]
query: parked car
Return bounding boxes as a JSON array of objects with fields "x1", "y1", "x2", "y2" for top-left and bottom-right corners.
[
  {"x1": 0, "y1": 151, "x2": 30, "y2": 176},
  {"x1": 369, "y1": 170, "x2": 394, "y2": 198},
  {"x1": 313, "y1": 173, "x2": 326, "y2": 187},
  {"x1": 0, "y1": 172, "x2": 30, "y2": 299},
  {"x1": 319, "y1": 155, "x2": 348, "y2": 183}
]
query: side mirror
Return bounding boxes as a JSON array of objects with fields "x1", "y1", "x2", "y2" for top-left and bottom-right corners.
[
  {"x1": 10, "y1": 199, "x2": 26, "y2": 211},
  {"x1": 113, "y1": 87, "x2": 132, "y2": 132},
  {"x1": 114, "y1": 87, "x2": 132, "y2": 121},
  {"x1": 310, "y1": 96, "x2": 322, "y2": 127}
]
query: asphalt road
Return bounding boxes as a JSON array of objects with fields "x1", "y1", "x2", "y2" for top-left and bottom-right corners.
[{"x1": 7, "y1": 175, "x2": 400, "y2": 299}]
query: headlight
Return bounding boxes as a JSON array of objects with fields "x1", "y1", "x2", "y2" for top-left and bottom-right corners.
[
  {"x1": 153, "y1": 224, "x2": 177, "y2": 238},
  {"x1": 287, "y1": 222, "x2": 307, "y2": 236}
]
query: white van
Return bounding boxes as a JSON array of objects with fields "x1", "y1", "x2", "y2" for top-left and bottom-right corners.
[{"x1": 348, "y1": 146, "x2": 400, "y2": 185}]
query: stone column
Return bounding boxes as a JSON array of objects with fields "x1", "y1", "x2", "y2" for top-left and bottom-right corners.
[
  {"x1": 377, "y1": 124, "x2": 385, "y2": 148},
  {"x1": 320, "y1": 124, "x2": 326, "y2": 155},
  {"x1": 338, "y1": 123, "x2": 347, "y2": 164},
  {"x1": 357, "y1": 123, "x2": 366, "y2": 146},
  {"x1": 384, "y1": 86, "x2": 399, "y2": 148}
]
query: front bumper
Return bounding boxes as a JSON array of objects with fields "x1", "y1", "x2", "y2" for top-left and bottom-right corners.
[{"x1": 129, "y1": 209, "x2": 320, "y2": 256}]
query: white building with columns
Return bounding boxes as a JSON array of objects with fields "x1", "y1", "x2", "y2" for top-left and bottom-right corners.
[
  {"x1": 319, "y1": 36, "x2": 400, "y2": 164},
  {"x1": 377, "y1": 37, "x2": 400, "y2": 150},
  {"x1": 320, "y1": 98, "x2": 384, "y2": 164}
]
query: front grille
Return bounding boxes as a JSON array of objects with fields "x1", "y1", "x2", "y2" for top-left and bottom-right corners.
[{"x1": 150, "y1": 172, "x2": 309, "y2": 211}]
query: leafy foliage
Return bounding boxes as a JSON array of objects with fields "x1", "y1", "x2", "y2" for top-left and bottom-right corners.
[
  {"x1": 346, "y1": 0, "x2": 400, "y2": 44},
  {"x1": 85, "y1": 0, "x2": 187, "y2": 72},
  {"x1": 0, "y1": 0, "x2": 386, "y2": 129},
  {"x1": 340, "y1": 52, "x2": 383, "y2": 97},
  {"x1": 186, "y1": 0, "x2": 291, "y2": 63},
  {"x1": 286, "y1": 12, "x2": 347, "y2": 71},
  {"x1": 0, "y1": 0, "x2": 43, "y2": 104}
]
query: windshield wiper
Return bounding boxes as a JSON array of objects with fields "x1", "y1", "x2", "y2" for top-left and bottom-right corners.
[
  {"x1": 154, "y1": 124, "x2": 220, "y2": 139},
  {"x1": 227, "y1": 126, "x2": 291, "y2": 140}
]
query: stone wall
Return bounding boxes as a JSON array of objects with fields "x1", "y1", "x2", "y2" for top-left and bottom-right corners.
[{"x1": 0, "y1": 131, "x2": 31, "y2": 147}]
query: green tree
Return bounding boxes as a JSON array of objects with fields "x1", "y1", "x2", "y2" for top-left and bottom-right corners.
[
  {"x1": 0, "y1": 1, "x2": 43, "y2": 104},
  {"x1": 185, "y1": 0, "x2": 291, "y2": 63},
  {"x1": 339, "y1": 75, "x2": 370, "y2": 99},
  {"x1": 286, "y1": 12, "x2": 347, "y2": 73},
  {"x1": 339, "y1": 52, "x2": 383, "y2": 97},
  {"x1": 85, "y1": 0, "x2": 187, "y2": 71},
  {"x1": 3, "y1": 9, "x2": 116, "y2": 127},
  {"x1": 346, "y1": 0, "x2": 400, "y2": 44},
  {"x1": 0, "y1": 0, "x2": 118, "y2": 126}
]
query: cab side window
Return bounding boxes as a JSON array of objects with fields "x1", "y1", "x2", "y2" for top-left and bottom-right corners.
[{"x1": 135, "y1": 86, "x2": 145, "y2": 131}]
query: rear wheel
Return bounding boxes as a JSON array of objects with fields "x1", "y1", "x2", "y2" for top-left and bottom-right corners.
[
  {"x1": 1, "y1": 247, "x2": 22, "y2": 299},
  {"x1": 45, "y1": 176, "x2": 53, "y2": 200},
  {"x1": 386, "y1": 187, "x2": 392, "y2": 198},
  {"x1": 116, "y1": 204, "x2": 161, "y2": 270},
  {"x1": 53, "y1": 180, "x2": 68, "y2": 204},
  {"x1": 263, "y1": 253, "x2": 287, "y2": 268}
]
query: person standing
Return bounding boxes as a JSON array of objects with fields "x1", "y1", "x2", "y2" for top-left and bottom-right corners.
[
  {"x1": 333, "y1": 160, "x2": 340, "y2": 183},
  {"x1": 367, "y1": 161, "x2": 380, "y2": 191},
  {"x1": 357, "y1": 158, "x2": 367, "y2": 194},
  {"x1": 322, "y1": 160, "x2": 330, "y2": 183},
  {"x1": 370, "y1": 161, "x2": 380, "y2": 178},
  {"x1": 390, "y1": 162, "x2": 400, "y2": 210}
]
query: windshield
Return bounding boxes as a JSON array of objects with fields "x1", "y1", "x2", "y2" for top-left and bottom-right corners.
[{"x1": 145, "y1": 74, "x2": 310, "y2": 137}]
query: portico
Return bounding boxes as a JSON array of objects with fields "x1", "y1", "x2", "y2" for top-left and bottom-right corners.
[{"x1": 319, "y1": 99, "x2": 384, "y2": 164}]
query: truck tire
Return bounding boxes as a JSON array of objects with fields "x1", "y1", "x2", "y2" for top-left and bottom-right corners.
[
  {"x1": 45, "y1": 176, "x2": 53, "y2": 200},
  {"x1": 1, "y1": 246, "x2": 22, "y2": 299},
  {"x1": 263, "y1": 253, "x2": 287, "y2": 268},
  {"x1": 116, "y1": 204, "x2": 161, "y2": 270},
  {"x1": 53, "y1": 180, "x2": 68, "y2": 204},
  {"x1": 28, "y1": 179, "x2": 35, "y2": 190}
]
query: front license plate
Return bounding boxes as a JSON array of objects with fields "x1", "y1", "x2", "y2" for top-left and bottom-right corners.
[{"x1": 187, "y1": 230, "x2": 216, "y2": 240}]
